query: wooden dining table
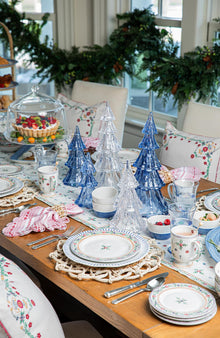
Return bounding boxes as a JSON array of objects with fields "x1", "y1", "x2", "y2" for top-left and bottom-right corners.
[{"x1": 1, "y1": 178, "x2": 220, "y2": 338}]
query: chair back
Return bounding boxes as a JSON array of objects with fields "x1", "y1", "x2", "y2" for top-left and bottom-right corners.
[
  {"x1": 71, "y1": 80, "x2": 128, "y2": 145},
  {"x1": 182, "y1": 101, "x2": 220, "y2": 137}
]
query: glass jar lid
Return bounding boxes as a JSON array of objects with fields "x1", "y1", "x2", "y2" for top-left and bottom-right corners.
[{"x1": 9, "y1": 85, "x2": 63, "y2": 114}]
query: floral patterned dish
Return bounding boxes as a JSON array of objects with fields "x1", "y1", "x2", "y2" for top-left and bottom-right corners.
[
  {"x1": 63, "y1": 227, "x2": 149, "y2": 268},
  {"x1": 0, "y1": 164, "x2": 23, "y2": 176},
  {"x1": 149, "y1": 283, "x2": 216, "y2": 320},
  {"x1": 70, "y1": 228, "x2": 141, "y2": 263},
  {"x1": 0, "y1": 177, "x2": 24, "y2": 198},
  {"x1": 0, "y1": 176, "x2": 16, "y2": 193},
  {"x1": 204, "y1": 192, "x2": 220, "y2": 214}
]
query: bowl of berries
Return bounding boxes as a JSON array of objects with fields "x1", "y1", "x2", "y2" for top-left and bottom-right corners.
[
  {"x1": 193, "y1": 211, "x2": 220, "y2": 235},
  {"x1": 147, "y1": 215, "x2": 171, "y2": 240}
]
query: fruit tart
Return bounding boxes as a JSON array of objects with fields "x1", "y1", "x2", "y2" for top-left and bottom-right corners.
[{"x1": 12, "y1": 115, "x2": 60, "y2": 138}]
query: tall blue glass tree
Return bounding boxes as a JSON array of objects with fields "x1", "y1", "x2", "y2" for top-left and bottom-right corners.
[
  {"x1": 63, "y1": 126, "x2": 86, "y2": 187},
  {"x1": 133, "y1": 112, "x2": 168, "y2": 217},
  {"x1": 75, "y1": 153, "x2": 97, "y2": 208}
]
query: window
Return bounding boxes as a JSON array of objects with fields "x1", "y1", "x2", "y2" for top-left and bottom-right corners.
[
  {"x1": 125, "y1": 0, "x2": 182, "y2": 128},
  {"x1": 5, "y1": 0, "x2": 55, "y2": 97}
]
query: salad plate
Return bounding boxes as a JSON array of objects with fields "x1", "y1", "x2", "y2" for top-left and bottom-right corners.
[
  {"x1": 0, "y1": 164, "x2": 23, "y2": 176},
  {"x1": 204, "y1": 191, "x2": 220, "y2": 214},
  {"x1": 205, "y1": 227, "x2": 220, "y2": 262},
  {"x1": 63, "y1": 227, "x2": 149, "y2": 268},
  {"x1": 0, "y1": 177, "x2": 24, "y2": 198},
  {"x1": 0, "y1": 176, "x2": 16, "y2": 193},
  {"x1": 70, "y1": 228, "x2": 141, "y2": 263},
  {"x1": 149, "y1": 283, "x2": 216, "y2": 320}
]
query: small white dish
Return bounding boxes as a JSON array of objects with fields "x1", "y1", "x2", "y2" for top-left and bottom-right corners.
[
  {"x1": 147, "y1": 215, "x2": 171, "y2": 240},
  {"x1": 92, "y1": 201, "x2": 116, "y2": 213},
  {"x1": 92, "y1": 186, "x2": 118, "y2": 205},
  {"x1": 193, "y1": 210, "x2": 220, "y2": 235}
]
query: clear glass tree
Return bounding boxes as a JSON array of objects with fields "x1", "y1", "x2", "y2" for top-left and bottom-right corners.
[
  {"x1": 75, "y1": 153, "x2": 97, "y2": 208},
  {"x1": 133, "y1": 112, "x2": 168, "y2": 217},
  {"x1": 63, "y1": 126, "x2": 86, "y2": 187},
  {"x1": 94, "y1": 102, "x2": 123, "y2": 188},
  {"x1": 110, "y1": 161, "x2": 145, "y2": 233}
]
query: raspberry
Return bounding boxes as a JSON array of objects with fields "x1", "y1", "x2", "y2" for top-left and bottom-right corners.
[
  {"x1": 156, "y1": 222, "x2": 163, "y2": 226},
  {"x1": 164, "y1": 219, "x2": 170, "y2": 225}
]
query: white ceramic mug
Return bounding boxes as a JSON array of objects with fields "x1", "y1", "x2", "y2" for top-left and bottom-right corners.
[
  {"x1": 168, "y1": 179, "x2": 199, "y2": 209},
  {"x1": 171, "y1": 225, "x2": 201, "y2": 265},
  {"x1": 37, "y1": 165, "x2": 58, "y2": 194}
]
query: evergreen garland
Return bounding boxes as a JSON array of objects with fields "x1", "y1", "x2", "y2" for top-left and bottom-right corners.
[{"x1": 0, "y1": 1, "x2": 220, "y2": 109}]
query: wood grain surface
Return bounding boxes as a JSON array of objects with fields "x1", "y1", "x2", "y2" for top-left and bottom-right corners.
[{"x1": 1, "y1": 179, "x2": 220, "y2": 338}]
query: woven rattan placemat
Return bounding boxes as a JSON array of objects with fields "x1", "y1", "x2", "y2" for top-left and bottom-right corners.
[{"x1": 49, "y1": 237, "x2": 164, "y2": 284}]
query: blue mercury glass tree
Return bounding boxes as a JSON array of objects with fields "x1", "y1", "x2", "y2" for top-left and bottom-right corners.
[
  {"x1": 110, "y1": 161, "x2": 145, "y2": 232},
  {"x1": 75, "y1": 153, "x2": 98, "y2": 208},
  {"x1": 133, "y1": 112, "x2": 168, "y2": 217},
  {"x1": 63, "y1": 126, "x2": 86, "y2": 187}
]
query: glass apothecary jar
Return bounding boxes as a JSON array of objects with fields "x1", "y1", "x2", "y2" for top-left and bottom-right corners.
[{"x1": 4, "y1": 85, "x2": 67, "y2": 145}]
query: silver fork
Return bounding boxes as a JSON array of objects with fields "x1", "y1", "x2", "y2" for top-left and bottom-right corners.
[
  {"x1": 31, "y1": 226, "x2": 84, "y2": 249},
  {"x1": 0, "y1": 203, "x2": 36, "y2": 216},
  {"x1": 27, "y1": 225, "x2": 75, "y2": 248}
]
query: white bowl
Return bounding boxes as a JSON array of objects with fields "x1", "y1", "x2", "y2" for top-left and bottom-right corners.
[
  {"x1": 193, "y1": 211, "x2": 220, "y2": 235},
  {"x1": 147, "y1": 215, "x2": 171, "y2": 240},
  {"x1": 215, "y1": 262, "x2": 220, "y2": 283},
  {"x1": 215, "y1": 277, "x2": 220, "y2": 297},
  {"x1": 92, "y1": 186, "x2": 118, "y2": 204},
  {"x1": 92, "y1": 201, "x2": 116, "y2": 213}
]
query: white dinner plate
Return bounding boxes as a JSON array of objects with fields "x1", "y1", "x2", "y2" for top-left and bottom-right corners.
[
  {"x1": 0, "y1": 176, "x2": 16, "y2": 193},
  {"x1": 70, "y1": 228, "x2": 141, "y2": 263},
  {"x1": 149, "y1": 283, "x2": 216, "y2": 320},
  {"x1": 0, "y1": 177, "x2": 24, "y2": 198},
  {"x1": 63, "y1": 227, "x2": 149, "y2": 268},
  {"x1": 0, "y1": 164, "x2": 23, "y2": 176}
]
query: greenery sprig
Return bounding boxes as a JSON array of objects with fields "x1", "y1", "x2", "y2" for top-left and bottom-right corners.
[{"x1": 0, "y1": 1, "x2": 220, "y2": 110}]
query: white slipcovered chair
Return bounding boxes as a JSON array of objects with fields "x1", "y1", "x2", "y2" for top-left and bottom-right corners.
[
  {"x1": 159, "y1": 101, "x2": 220, "y2": 183},
  {"x1": 181, "y1": 101, "x2": 220, "y2": 137},
  {"x1": 71, "y1": 80, "x2": 128, "y2": 145}
]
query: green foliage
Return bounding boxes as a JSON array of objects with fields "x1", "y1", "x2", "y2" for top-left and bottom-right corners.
[{"x1": 0, "y1": 1, "x2": 219, "y2": 110}]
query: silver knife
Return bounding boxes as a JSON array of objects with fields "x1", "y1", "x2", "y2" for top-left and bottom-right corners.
[{"x1": 104, "y1": 272, "x2": 169, "y2": 298}]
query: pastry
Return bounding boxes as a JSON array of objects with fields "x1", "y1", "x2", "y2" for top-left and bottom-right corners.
[
  {"x1": 12, "y1": 115, "x2": 60, "y2": 137},
  {"x1": 0, "y1": 57, "x2": 9, "y2": 65},
  {"x1": 0, "y1": 95, "x2": 11, "y2": 109},
  {"x1": 0, "y1": 74, "x2": 12, "y2": 87}
]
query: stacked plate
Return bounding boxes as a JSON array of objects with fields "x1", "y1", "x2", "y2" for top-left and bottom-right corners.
[
  {"x1": 149, "y1": 283, "x2": 217, "y2": 326},
  {"x1": 63, "y1": 227, "x2": 149, "y2": 268},
  {"x1": 0, "y1": 176, "x2": 24, "y2": 198},
  {"x1": 204, "y1": 191, "x2": 220, "y2": 214},
  {"x1": 0, "y1": 164, "x2": 23, "y2": 176}
]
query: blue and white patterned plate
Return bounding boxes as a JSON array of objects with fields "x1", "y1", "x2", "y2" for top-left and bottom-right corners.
[
  {"x1": 63, "y1": 227, "x2": 149, "y2": 267},
  {"x1": 149, "y1": 283, "x2": 216, "y2": 320},
  {"x1": 70, "y1": 227, "x2": 142, "y2": 263},
  {"x1": 205, "y1": 227, "x2": 220, "y2": 262}
]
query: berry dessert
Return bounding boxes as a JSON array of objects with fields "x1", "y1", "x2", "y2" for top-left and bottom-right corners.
[{"x1": 12, "y1": 115, "x2": 60, "y2": 138}]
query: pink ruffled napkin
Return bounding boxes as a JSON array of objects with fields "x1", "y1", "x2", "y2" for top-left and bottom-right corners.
[
  {"x1": 2, "y1": 204, "x2": 83, "y2": 237},
  {"x1": 160, "y1": 166, "x2": 201, "y2": 183},
  {"x1": 82, "y1": 137, "x2": 100, "y2": 149}
]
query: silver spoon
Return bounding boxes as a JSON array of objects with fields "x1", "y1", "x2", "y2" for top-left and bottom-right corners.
[{"x1": 111, "y1": 276, "x2": 165, "y2": 304}]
